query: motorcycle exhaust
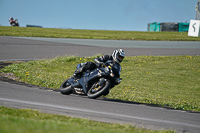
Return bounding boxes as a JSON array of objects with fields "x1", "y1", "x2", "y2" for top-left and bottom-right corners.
[{"x1": 71, "y1": 82, "x2": 81, "y2": 88}]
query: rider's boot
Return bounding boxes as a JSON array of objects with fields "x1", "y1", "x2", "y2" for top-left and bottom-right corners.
[
  {"x1": 73, "y1": 62, "x2": 91, "y2": 79},
  {"x1": 73, "y1": 67, "x2": 84, "y2": 79}
]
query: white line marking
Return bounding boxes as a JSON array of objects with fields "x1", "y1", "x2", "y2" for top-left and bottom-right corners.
[{"x1": 0, "y1": 97, "x2": 199, "y2": 128}]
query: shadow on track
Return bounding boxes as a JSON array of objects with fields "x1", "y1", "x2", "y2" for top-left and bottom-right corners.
[{"x1": 98, "y1": 97, "x2": 200, "y2": 114}]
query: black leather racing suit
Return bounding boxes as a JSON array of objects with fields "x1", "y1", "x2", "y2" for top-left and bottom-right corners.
[
  {"x1": 94, "y1": 55, "x2": 122, "y2": 78},
  {"x1": 74, "y1": 55, "x2": 122, "y2": 78}
]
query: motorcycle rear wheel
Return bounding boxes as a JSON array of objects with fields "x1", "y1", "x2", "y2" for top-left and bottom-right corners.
[
  {"x1": 87, "y1": 79, "x2": 111, "y2": 99},
  {"x1": 59, "y1": 77, "x2": 74, "y2": 95}
]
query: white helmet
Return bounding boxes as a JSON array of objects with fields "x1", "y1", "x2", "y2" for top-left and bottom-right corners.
[{"x1": 112, "y1": 48, "x2": 125, "y2": 63}]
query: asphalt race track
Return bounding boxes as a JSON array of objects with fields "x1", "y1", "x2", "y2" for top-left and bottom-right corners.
[
  {"x1": 0, "y1": 36, "x2": 200, "y2": 61},
  {"x1": 0, "y1": 36, "x2": 200, "y2": 132}
]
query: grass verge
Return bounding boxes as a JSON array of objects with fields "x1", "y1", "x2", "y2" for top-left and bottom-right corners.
[
  {"x1": 0, "y1": 106, "x2": 175, "y2": 133},
  {"x1": 0, "y1": 26, "x2": 200, "y2": 41},
  {"x1": 0, "y1": 55, "x2": 200, "y2": 112}
]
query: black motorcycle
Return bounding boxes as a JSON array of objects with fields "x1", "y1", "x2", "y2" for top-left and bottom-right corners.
[
  {"x1": 59, "y1": 61, "x2": 122, "y2": 99},
  {"x1": 11, "y1": 19, "x2": 19, "y2": 26}
]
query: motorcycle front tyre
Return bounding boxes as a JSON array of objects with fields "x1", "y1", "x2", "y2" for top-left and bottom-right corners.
[
  {"x1": 59, "y1": 77, "x2": 74, "y2": 95},
  {"x1": 87, "y1": 79, "x2": 111, "y2": 99}
]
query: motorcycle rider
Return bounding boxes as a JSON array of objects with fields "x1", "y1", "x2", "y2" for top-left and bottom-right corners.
[
  {"x1": 9, "y1": 17, "x2": 15, "y2": 26},
  {"x1": 9, "y1": 17, "x2": 19, "y2": 26},
  {"x1": 73, "y1": 48, "x2": 125, "y2": 78}
]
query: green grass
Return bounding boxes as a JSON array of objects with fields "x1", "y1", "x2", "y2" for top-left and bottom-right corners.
[
  {"x1": 0, "y1": 106, "x2": 175, "y2": 133},
  {"x1": 1, "y1": 55, "x2": 200, "y2": 112},
  {"x1": 0, "y1": 26, "x2": 200, "y2": 41}
]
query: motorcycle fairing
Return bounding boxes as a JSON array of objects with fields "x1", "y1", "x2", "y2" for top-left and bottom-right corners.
[{"x1": 77, "y1": 68, "x2": 107, "y2": 94}]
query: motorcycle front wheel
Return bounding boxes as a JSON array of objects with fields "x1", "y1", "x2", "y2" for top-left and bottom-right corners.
[
  {"x1": 87, "y1": 79, "x2": 111, "y2": 99},
  {"x1": 59, "y1": 77, "x2": 74, "y2": 95}
]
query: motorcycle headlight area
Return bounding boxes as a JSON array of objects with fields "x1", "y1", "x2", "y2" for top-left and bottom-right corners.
[{"x1": 105, "y1": 67, "x2": 114, "y2": 77}]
